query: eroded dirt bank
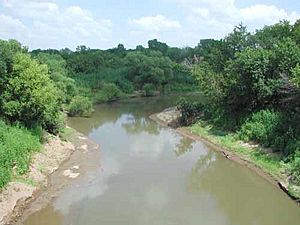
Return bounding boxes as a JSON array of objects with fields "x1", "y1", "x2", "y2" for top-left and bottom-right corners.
[
  {"x1": 0, "y1": 127, "x2": 100, "y2": 225},
  {"x1": 150, "y1": 109, "x2": 300, "y2": 205}
]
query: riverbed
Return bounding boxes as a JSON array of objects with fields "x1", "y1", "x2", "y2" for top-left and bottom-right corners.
[{"x1": 20, "y1": 96, "x2": 300, "y2": 225}]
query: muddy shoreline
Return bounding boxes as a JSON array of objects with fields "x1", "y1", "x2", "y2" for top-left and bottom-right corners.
[
  {"x1": 0, "y1": 127, "x2": 100, "y2": 225},
  {"x1": 150, "y1": 111, "x2": 300, "y2": 205}
]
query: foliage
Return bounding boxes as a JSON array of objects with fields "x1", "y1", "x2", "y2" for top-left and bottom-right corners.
[
  {"x1": 225, "y1": 48, "x2": 279, "y2": 115},
  {"x1": 177, "y1": 98, "x2": 204, "y2": 126},
  {"x1": 0, "y1": 120, "x2": 41, "y2": 188},
  {"x1": 116, "y1": 78, "x2": 134, "y2": 94},
  {"x1": 289, "y1": 149, "x2": 300, "y2": 185},
  {"x1": 291, "y1": 64, "x2": 300, "y2": 87},
  {"x1": 238, "y1": 109, "x2": 281, "y2": 147},
  {"x1": 192, "y1": 62, "x2": 227, "y2": 103},
  {"x1": 67, "y1": 96, "x2": 93, "y2": 117},
  {"x1": 34, "y1": 53, "x2": 77, "y2": 103},
  {"x1": 125, "y1": 51, "x2": 173, "y2": 90},
  {"x1": 148, "y1": 39, "x2": 169, "y2": 55},
  {"x1": 102, "y1": 83, "x2": 123, "y2": 100},
  {"x1": 1, "y1": 52, "x2": 61, "y2": 133},
  {"x1": 142, "y1": 83, "x2": 156, "y2": 97}
]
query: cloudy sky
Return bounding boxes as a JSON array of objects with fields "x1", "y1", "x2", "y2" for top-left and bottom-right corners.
[{"x1": 0, "y1": 0, "x2": 299, "y2": 50}]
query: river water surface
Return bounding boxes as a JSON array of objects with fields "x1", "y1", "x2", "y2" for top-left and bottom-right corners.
[{"x1": 23, "y1": 96, "x2": 300, "y2": 225}]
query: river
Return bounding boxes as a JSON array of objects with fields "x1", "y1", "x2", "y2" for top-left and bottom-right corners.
[{"x1": 22, "y1": 96, "x2": 300, "y2": 225}]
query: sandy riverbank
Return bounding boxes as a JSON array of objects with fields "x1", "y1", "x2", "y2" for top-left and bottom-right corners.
[{"x1": 0, "y1": 127, "x2": 100, "y2": 225}]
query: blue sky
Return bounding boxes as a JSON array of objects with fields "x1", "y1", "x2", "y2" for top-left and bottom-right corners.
[{"x1": 0, "y1": 0, "x2": 299, "y2": 50}]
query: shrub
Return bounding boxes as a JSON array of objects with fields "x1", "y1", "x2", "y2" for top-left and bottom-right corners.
[
  {"x1": 43, "y1": 111, "x2": 65, "y2": 134},
  {"x1": 142, "y1": 83, "x2": 156, "y2": 96},
  {"x1": 94, "y1": 83, "x2": 123, "y2": 104},
  {"x1": 67, "y1": 96, "x2": 93, "y2": 117},
  {"x1": 102, "y1": 83, "x2": 123, "y2": 101},
  {"x1": 116, "y1": 78, "x2": 134, "y2": 94},
  {"x1": 0, "y1": 120, "x2": 41, "y2": 188},
  {"x1": 238, "y1": 109, "x2": 281, "y2": 147},
  {"x1": 94, "y1": 91, "x2": 109, "y2": 104},
  {"x1": 177, "y1": 98, "x2": 204, "y2": 126},
  {"x1": 289, "y1": 147, "x2": 300, "y2": 185}
]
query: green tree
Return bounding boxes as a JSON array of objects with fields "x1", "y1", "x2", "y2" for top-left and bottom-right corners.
[
  {"x1": 225, "y1": 48, "x2": 278, "y2": 114},
  {"x1": 225, "y1": 23, "x2": 252, "y2": 57},
  {"x1": 125, "y1": 51, "x2": 173, "y2": 90},
  {"x1": 148, "y1": 39, "x2": 169, "y2": 55},
  {"x1": 35, "y1": 53, "x2": 77, "y2": 103},
  {"x1": 2, "y1": 53, "x2": 61, "y2": 132},
  {"x1": 192, "y1": 62, "x2": 227, "y2": 103}
]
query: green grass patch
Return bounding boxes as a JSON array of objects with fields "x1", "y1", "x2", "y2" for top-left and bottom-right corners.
[
  {"x1": 0, "y1": 120, "x2": 41, "y2": 188},
  {"x1": 189, "y1": 120, "x2": 282, "y2": 178},
  {"x1": 14, "y1": 177, "x2": 38, "y2": 187}
]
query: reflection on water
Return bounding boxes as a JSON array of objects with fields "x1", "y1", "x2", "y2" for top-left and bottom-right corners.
[{"x1": 24, "y1": 96, "x2": 300, "y2": 225}]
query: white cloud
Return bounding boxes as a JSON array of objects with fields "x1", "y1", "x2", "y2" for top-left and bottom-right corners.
[
  {"x1": 0, "y1": 14, "x2": 27, "y2": 40},
  {"x1": 240, "y1": 4, "x2": 300, "y2": 24},
  {"x1": 130, "y1": 15, "x2": 181, "y2": 32},
  {"x1": 165, "y1": 0, "x2": 300, "y2": 46},
  {"x1": 1, "y1": 0, "x2": 300, "y2": 49},
  {"x1": 0, "y1": 0, "x2": 113, "y2": 49}
]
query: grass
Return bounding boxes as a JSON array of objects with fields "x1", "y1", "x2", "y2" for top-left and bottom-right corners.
[
  {"x1": 0, "y1": 120, "x2": 41, "y2": 188},
  {"x1": 14, "y1": 177, "x2": 38, "y2": 187},
  {"x1": 189, "y1": 120, "x2": 283, "y2": 178}
]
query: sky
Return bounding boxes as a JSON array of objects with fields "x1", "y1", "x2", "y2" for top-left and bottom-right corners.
[{"x1": 0, "y1": 0, "x2": 299, "y2": 50}]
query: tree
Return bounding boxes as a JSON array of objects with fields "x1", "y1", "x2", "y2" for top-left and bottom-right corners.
[
  {"x1": 253, "y1": 20, "x2": 293, "y2": 49},
  {"x1": 136, "y1": 45, "x2": 145, "y2": 51},
  {"x1": 0, "y1": 40, "x2": 23, "y2": 101},
  {"x1": 148, "y1": 39, "x2": 169, "y2": 55},
  {"x1": 192, "y1": 62, "x2": 226, "y2": 103},
  {"x1": 2, "y1": 53, "x2": 61, "y2": 132},
  {"x1": 225, "y1": 23, "x2": 252, "y2": 58},
  {"x1": 125, "y1": 51, "x2": 173, "y2": 90},
  {"x1": 35, "y1": 53, "x2": 77, "y2": 103},
  {"x1": 76, "y1": 45, "x2": 89, "y2": 52},
  {"x1": 195, "y1": 39, "x2": 230, "y2": 72},
  {"x1": 225, "y1": 48, "x2": 277, "y2": 114}
]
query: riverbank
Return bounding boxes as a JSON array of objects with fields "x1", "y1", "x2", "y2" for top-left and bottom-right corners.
[
  {"x1": 150, "y1": 109, "x2": 300, "y2": 204},
  {"x1": 0, "y1": 126, "x2": 98, "y2": 225}
]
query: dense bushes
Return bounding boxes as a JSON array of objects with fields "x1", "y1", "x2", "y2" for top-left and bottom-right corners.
[
  {"x1": 67, "y1": 96, "x2": 93, "y2": 117},
  {"x1": 238, "y1": 110, "x2": 281, "y2": 147},
  {"x1": 94, "y1": 83, "x2": 123, "y2": 103},
  {"x1": 142, "y1": 83, "x2": 156, "y2": 97},
  {"x1": 0, "y1": 41, "x2": 62, "y2": 134},
  {"x1": 290, "y1": 149, "x2": 300, "y2": 185},
  {"x1": 101, "y1": 83, "x2": 123, "y2": 101},
  {"x1": 0, "y1": 120, "x2": 41, "y2": 187},
  {"x1": 177, "y1": 98, "x2": 204, "y2": 126}
]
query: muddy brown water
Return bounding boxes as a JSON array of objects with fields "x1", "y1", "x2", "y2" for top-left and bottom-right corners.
[{"x1": 23, "y1": 96, "x2": 300, "y2": 225}]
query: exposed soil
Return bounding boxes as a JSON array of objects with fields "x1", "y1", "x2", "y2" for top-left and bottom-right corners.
[{"x1": 0, "y1": 127, "x2": 100, "y2": 225}]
